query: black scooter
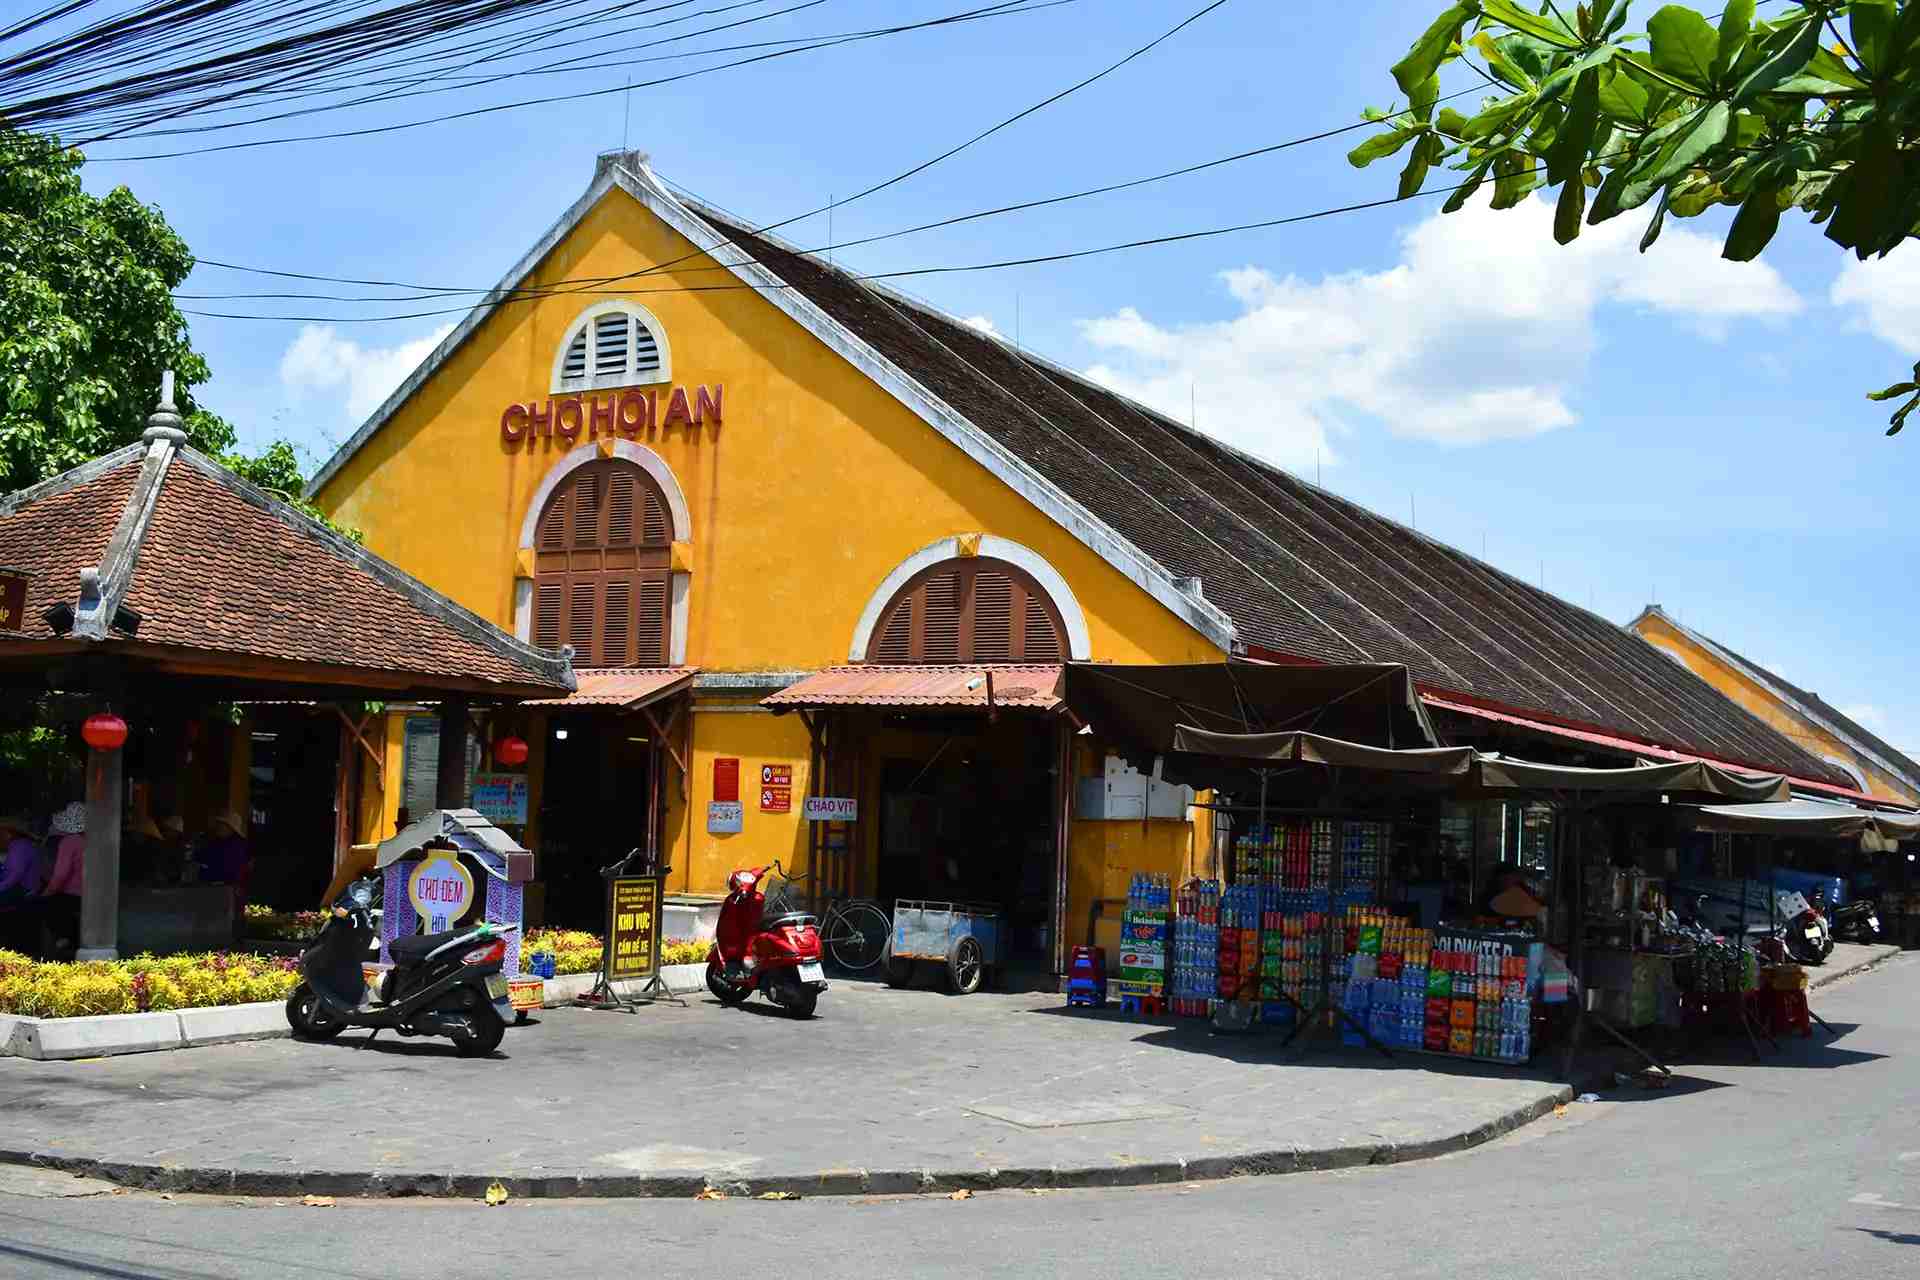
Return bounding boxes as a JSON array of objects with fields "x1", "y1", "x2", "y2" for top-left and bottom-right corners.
[
  {"x1": 285, "y1": 876, "x2": 517, "y2": 1057},
  {"x1": 1831, "y1": 897, "x2": 1884, "y2": 944}
]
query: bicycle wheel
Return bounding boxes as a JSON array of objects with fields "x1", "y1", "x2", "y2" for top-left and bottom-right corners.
[{"x1": 828, "y1": 901, "x2": 892, "y2": 973}]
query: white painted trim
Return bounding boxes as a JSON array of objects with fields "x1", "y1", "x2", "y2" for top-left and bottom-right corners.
[
  {"x1": 306, "y1": 158, "x2": 1235, "y2": 655},
  {"x1": 848, "y1": 535, "x2": 1092, "y2": 662},
  {"x1": 1823, "y1": 755, "x2": 1872, "y2": 792},
  {"x1": 513, "y1": 579, "x2": 533, "y2": 644},
  {"x1": 515, "y1": 439, "x2": 692, "y2": 550},
  {"x1": 549, "y1": 299, "x2": 673, "y2": 395},
  {"x1": 670, "y1": 572, "x2": 690, "y2": 666}
]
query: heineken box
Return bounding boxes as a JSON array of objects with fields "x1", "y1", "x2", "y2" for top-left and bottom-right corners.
[{"x1": 1118, "y1": 910, "x2": 1168, "y2": 990}]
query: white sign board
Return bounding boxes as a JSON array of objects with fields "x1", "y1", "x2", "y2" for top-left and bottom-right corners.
[
  {"x1": 408, "y1": 850, "x2": 476, "y2": 933},
  {"x1": 803, "y1": 796, "x2": 857, "y2": 822},
  {"x1": 707, "y1": 801, "x2": 744, "y2": 834}
]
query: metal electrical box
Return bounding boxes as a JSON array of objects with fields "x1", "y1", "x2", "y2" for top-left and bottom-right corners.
[{"x1": 1074, "y1": 755, "x2": 1192, "y2": 821}]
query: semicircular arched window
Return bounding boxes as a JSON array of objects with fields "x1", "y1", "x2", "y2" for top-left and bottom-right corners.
[
  {"x1": 531, "y1": 459, "x2": 674, "y2": 666},
  {"x1": 551, "y1": 301, "x2": 671, "y2": 395},
  {"x1": 868, "y1": 557, "x2": 1064, "y2": 664}
]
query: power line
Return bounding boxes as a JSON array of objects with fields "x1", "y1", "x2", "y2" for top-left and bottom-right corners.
[
  {"x1": 179, "y1": 87, "x2": 1478, "y2": 304},
  {"x1": 78, "y1": 0, "x2": 1088, "y2": 159},
  {"x1": 179, "y1": 155, "x2": 1562, "y2": 324}
]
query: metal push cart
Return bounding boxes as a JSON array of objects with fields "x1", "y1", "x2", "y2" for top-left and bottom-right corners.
[{"x1": 886, "y1": 900, "x2": 1003, "y2": 994}]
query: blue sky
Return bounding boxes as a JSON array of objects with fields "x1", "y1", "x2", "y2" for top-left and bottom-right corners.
[{"x1": 70, "y1": 0, "x2": 1920, "y2": 759}]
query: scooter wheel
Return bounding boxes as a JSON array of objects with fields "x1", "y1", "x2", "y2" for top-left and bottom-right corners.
[
  {"x1": 706, "y1": 962, "x2": 751, "y2": 1007},
  {"x1": 783, "y1": 984, "x2": 819, "y2": 1019},
  {"x1": 285, "y1": 983, "x2": 345, "y2": 1041}
]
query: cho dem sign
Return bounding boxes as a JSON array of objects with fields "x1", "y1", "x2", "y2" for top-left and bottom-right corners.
[{"x1": 408, "y1": 849, "x2": 476, "y2": 932}]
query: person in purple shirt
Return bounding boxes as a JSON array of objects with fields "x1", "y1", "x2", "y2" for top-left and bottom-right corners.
[
  {"x1": 195, "y1": 811, "x2": 252, "y2": 886},
  {"x1": 0, "y1": 815, "x2": 45, "y2": 907}
]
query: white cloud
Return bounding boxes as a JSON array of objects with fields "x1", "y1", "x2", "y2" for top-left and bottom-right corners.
[
  {"x1": 1077, "y1": 195, "x2": 1801, "y2": 470},
  {"x1": 279, "y1": 323, "x2": 455, "y2": 423},
  {"x1": 1839, "y1": 702, "x2": 1886, "y2": 728},
  {"x1": 960, "y1": 314, "x2": 999, "y2": 336},
  {"x1": 1832, "y1": 249, "x2": 1920, "y2": 356}
]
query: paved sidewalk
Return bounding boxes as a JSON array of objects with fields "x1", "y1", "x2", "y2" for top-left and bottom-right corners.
[
  {"x1": 0, "y1": 982, "x2": 1568, "y2": 1198},
  {"x1": 1813, "y1": 942, "x2": 1903, "y2": 989}
]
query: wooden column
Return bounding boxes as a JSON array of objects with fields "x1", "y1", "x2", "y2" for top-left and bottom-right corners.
[
  {"x1": 78, "y1": 742, "x2": 124, "y2": 960},
  {"x1": 435, "y1": 697, "x2": 469, "y2": 810}
]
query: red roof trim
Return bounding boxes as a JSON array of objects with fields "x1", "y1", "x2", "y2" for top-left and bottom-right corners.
[{"x1": 1422, "y1": 693, "x2": 1895, "y2": 807}]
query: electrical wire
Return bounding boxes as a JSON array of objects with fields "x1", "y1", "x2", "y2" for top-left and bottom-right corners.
[
  {"x1": 74, "y1": 0, "x2": 1066, "y2": 157},
  {"x1": 177, "y1": 86, "x2": 1480, "y2": 304},
  {"x1": 178, "y1": 154, "x2": 1563, "y2": 323}
]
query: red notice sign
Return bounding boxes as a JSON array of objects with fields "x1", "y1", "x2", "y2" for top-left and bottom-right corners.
[
  {"x1": 0, "y1": 569, "x2": 26, "y2": 632},
  {"x1": 713, "y1": 757, "x2": 740, "y2": 804}
]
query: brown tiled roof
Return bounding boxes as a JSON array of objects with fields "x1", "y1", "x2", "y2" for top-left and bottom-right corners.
[
  {"x1": 683, "y1": 204, "x2": 1844, "y2": 786},
  {"x1": 0, "y1": 448, "x2": 141, "y2": 641},
  {"x1": 1, "y1": 443, "x2": 573, "y2": 697}
]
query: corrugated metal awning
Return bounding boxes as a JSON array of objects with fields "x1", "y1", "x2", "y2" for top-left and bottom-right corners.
[
  {"x1": 522, "y1": 666, "x2": 696, "y2": 709},
  {"x1": 763, "y1": 665, "x2": 1063, "y2": 712}
]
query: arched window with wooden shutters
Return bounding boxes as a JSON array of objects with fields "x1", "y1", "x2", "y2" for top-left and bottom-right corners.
[
  {"x1": 868, "y1": 558, "x2": 1065, "y2": 664},
  {"x1": 531, "y1": 459, "x2": 674, "y2": 666}
]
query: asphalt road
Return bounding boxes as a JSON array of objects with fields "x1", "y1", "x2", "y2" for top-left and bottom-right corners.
[{"x1": 4, "y1": 954, "x2": 1917, "y2": 1280}]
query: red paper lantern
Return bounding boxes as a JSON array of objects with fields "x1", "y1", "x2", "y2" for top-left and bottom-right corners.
[
  {"x1": 493, "y1": 735, "x2": 529, "y2": 767},
  {"x1": 82, "y1": 712, "x2": 128, "y2": 752}
]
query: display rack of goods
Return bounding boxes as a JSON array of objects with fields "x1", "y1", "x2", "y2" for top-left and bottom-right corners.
[
  {"x1": 1338, "y1": 820, "x2": 1390, "y2": 910},
  {"x1": 1217, "y1": 884, "x2": 1261, "y2": 1003},
  {"x1": 1115, "y1": 874, "x2": 1171, "y2": 1014},
  {"x1": 1424, "y1": 929, "x2": 1539, "y2": 1063},
  {"x1": 1172, "y1": 879, "x2": 1220, "y2": 1017}
]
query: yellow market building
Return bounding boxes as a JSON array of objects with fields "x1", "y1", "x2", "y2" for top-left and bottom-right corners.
[
  {"x1": 307, "y1": 151, "x2": 1857, "y2": 972},
  {"x1": 1630, "y1": 606, "x2": 1920, "y2": 808}
]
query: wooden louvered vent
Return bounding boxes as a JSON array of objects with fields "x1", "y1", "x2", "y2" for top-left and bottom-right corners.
[
  {"x1": 531, "y1": 459, "x2": 674, "y2": 666},
  {"x1": 867, "y1": 558, "x2": 1064, "y2": 664},
  {"x1": 558, "y1": 306, "x2": 665, "y2": 392}
]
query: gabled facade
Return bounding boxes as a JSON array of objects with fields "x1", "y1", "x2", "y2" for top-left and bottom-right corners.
[
  {"x1": 307, "y1": 151, "x2": 1852, "y2": 952},
  {"x1": 1630, "y1": 605, "x2": 1920, "y2": 807}
]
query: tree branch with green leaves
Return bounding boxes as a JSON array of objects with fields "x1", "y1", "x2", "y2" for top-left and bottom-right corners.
[
  {"x1": 1354, "y1": 0, "x2": 1920, "y2": 434},
  {"x1": 0, "y1": 126, "x2": 360, "y2": 530}
]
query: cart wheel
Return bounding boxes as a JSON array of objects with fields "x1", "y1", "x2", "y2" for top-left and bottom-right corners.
[
  {"x1": 947, "y1": 936, "x2": 984, "y2": 995},
  {"x1": 885, "y1": 958, "x2": 915, "y2": 989}
]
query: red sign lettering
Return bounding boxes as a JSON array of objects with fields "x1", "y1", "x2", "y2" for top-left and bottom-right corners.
[{"x1": 500, "y1": 403, "x2": 529, "y2": 443}]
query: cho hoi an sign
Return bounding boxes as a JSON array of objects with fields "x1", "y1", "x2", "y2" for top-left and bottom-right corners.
[{"x1": 500, "y1": 384, "x2": 723, "y2": 446}]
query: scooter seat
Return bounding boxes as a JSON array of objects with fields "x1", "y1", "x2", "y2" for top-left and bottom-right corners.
[{"x1": 389, "y1": 928, "x2": 470, "y2": 966}]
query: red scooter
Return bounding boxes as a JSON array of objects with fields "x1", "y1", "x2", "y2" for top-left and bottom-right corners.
[{"x1": 705, "y1": 862, "x2": 827, "y2": 1017}]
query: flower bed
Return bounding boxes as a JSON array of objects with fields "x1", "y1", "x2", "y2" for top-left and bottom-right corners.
[
  {"x1": 523, "y1": 928, "x2": 706, "y2": 974},
  {"x1": 242, "y1": 904, "x2": 328, "y2": 942},
  {"x1": 0, "y1": 950, "x2": 301, "y2": 1018}
]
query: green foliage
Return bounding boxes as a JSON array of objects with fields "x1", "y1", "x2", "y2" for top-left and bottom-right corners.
[
  {"x1": 0, "y1": 128, "x2": 365, "y2": 513},
  {"x1": 1354, "y1": 1, "x2": 1920, "y2": 433}
]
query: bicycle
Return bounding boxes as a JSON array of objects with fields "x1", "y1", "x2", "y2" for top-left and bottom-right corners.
[{"x1": 784, "y1": 871, "x2": 892, "y2": 973}]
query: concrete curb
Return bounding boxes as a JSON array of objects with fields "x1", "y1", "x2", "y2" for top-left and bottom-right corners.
[
  {"x1": 0, "y1": 1085, "x2": 1575, "y2": 1200},
  {"x1": 0, "y1": 1005, "x2": 284, "y2": 1061},
  {"x1": 1810, "y1": 944, "x2": 1904, "y2": 990},
  {"x1": 0, "y1": 964, "x2": 716, "y2": 1061}
]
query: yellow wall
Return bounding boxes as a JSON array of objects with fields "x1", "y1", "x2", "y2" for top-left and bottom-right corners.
[
  {"x1": 313, "y1": 178, "x2": 1225, "y2": 929},
  {"x1": 1634, "y1": 615, "x2": 1920, "y2": 806},
  {"x1": 313, "y1": 185, "x2": 1219, "y2": 675}
]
